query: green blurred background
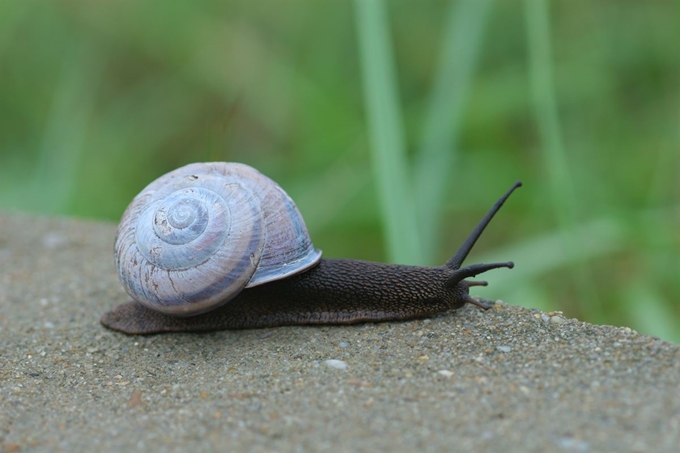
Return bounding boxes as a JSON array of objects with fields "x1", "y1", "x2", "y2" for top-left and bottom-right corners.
[{"x1": 1, "y1": 1, "x2": 678, "y2": 341}]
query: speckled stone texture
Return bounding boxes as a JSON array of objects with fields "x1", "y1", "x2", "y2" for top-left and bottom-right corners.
[{"x1": 1, "y1": 212, "x2": 678, "y2": 452}]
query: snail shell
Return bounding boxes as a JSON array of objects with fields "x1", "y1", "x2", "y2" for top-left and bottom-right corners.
[{"x1": 114, "y1": 162, "x2": 321, "y2": 316}]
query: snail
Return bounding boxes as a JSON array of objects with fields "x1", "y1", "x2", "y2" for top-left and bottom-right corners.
[{"x1": 101, "y1": 162, "x2": 521, "y2": 335}]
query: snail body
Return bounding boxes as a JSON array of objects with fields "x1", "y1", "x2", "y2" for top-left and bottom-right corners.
[{"x1": 102, "y1": 162, "x2": 520, "y2": 335}]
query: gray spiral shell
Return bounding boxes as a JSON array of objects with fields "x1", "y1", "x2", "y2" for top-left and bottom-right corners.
[{"x1": 114, "y1": 162, "x2": 322, "y2": 316}]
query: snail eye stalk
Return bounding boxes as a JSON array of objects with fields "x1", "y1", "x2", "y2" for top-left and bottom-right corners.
[{"x1": 446, "y1": 181, "x2": 522, "y2": 270}]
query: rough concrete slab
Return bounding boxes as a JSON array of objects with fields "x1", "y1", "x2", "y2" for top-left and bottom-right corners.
[{"x1": 1, "y1": 212, "x2": 678, "y2": 452}]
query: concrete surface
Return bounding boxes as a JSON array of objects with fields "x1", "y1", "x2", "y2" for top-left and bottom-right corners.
[{"x1": 0, "y1": 212, "x2": 678, "y2": 452}]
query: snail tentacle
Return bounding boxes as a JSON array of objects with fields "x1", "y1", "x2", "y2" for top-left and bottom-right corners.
[{"x1": 446, "y1": 181, "x2": 522, "y2": 270}]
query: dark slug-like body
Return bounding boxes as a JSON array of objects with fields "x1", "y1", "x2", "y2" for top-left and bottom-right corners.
[
  {"x1": 102, "y1": 258, "x2": 511, "y2": 334},
  {"x1": 102, "y1": 179, "x2": 521, "y2": 335}
]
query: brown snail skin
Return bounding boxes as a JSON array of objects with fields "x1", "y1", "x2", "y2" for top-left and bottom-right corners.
[{"x1": 101, "y1": 162, "x2": 521, "y2": 335}]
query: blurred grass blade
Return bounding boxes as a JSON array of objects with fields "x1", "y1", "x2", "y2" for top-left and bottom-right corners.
[
  {"x1": 475, "y1": 217, "x2": 626, "y2": 294},
  {"x1": 1, "y1": 44, "x2": 100, "y2": 214},
  {"x1": 505, "y1": 285, "x2": 554, "y2": 313},
  {"x1": 415, "y1": 0, "x2": 493, "y2": 264},
  {"x1": 0, "y1": 0, "x2": 32, "y2": 55},
  {"x1": 34, "y1": 46, "x2": 100, "y2": 213},
  {"x1": 354, "y1": 0, "x2": 423, "y2": 264},
  {"x1": 524, "y1": 0, "x2": 601, "y2": 318},
  {"x1": 290, "y1": 157, "x2": 371, "y2": 233},
  {"x1": 623, "y1": 284, "x2": 679, "y2": 344}
]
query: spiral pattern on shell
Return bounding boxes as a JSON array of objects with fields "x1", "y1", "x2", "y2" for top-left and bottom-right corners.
[{"x1": 114, "y1": 162, "x2": 322, "y2": 316}]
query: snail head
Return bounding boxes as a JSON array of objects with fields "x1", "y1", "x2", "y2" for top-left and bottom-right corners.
[{"x1": 443, "y1": 181, "x2": 522, "y2": 309}]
